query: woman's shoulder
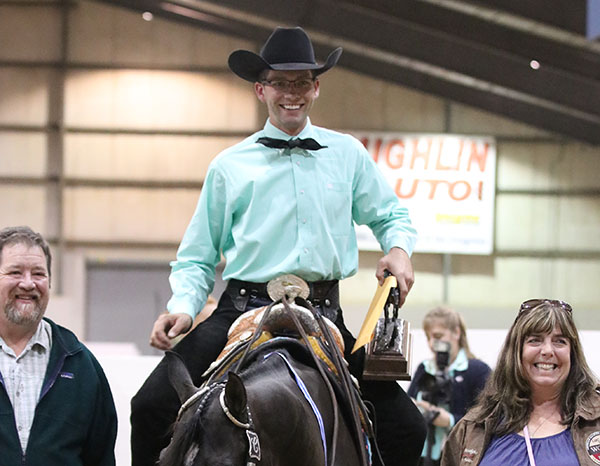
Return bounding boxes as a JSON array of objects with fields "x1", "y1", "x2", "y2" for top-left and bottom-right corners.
[
  {"x1": 460, "y1": 404, "x2": 489, "y2": 423},
  {"x1": 464, "y1": 358, "x2": 492, "y2": 376},
  {"x1": 410, "y1": 361, "x2": 428, "y2": 378},
  {"x1": 407, "y1": 362, "x2": 428, "y2": 393},
  {"x1": 442, "y1": 407, "x2": 489, "y2": 463},
  {"x1": 469, "y1": 358, "x2": 492, "y2": 372},
  {"x1": 577, "y1": 385, "x2": 600, "y2": 420},
  {"x1": 467, "y1": 358, "x2": 491, "y2": 368}
]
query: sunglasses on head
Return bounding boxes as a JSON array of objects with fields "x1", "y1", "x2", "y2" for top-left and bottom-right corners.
[{"x1": 519, "y1": 299, "x2": 573, "y2": 315}]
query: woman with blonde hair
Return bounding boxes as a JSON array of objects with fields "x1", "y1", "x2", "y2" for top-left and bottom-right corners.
[
  {"x1": 441, "y1": 299, "x2": 600, "y2": 466},
  {"x1": 408, "y1": 307, "x2": 491, "y2": 465}
]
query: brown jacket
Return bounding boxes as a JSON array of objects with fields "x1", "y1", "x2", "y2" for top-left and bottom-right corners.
[{"x1": 441, "y1": 388, "x2": 600, "y2": 466}]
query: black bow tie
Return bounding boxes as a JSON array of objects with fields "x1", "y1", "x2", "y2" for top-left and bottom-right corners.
[{"x1": 256, "y1": 136, "x2": 327, "y2": 151}]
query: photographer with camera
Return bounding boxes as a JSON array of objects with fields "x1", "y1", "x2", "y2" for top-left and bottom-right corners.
[{"x1": 408, "y1": 307, "x2": 491, "y2": 466}]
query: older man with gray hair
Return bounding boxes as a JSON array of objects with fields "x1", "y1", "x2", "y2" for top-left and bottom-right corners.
[{"x1": 0, "y1": 226, "x2": 117, "y2": 466}]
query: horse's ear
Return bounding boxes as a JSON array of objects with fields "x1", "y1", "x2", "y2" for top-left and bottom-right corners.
[
  {"x1": 224, "y1": 372, "x2": 248, "y2": 419},
  {"x1": 165, "y1": 351, "x2": 198, "y2": 403}
]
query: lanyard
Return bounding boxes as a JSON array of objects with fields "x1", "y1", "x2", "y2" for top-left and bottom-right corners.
[{"x1": 522, "y1": 425, "x2": 537, "y2": 466}]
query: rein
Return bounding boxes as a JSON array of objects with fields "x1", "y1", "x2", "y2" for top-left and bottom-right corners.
[
  {"x1": 302, "y1": 297, "x2": 373, "y2": 466},
  {"x1": 285, "y1": 298, "x2": 372, "y2": 466},
  {"x1": 175, "y1": 294, "x2": 370, "y2": 466},
  {"x1": 233, "y1": 295, "x2": 370, "y2": 466}
]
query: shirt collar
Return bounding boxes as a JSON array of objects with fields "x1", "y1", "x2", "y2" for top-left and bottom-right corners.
[
  {"x1": 0, "y1": 319, "x2": 52, "y2": 357},
  {"x1": 263, "y1": 118, "x2": 317, "y2": 141},
  {"x1": 30, "y1": 319, "x2": 52, "y2": 353},
  {"x1": 424, "y1": 348, "x2": 469, "y2": 375}
]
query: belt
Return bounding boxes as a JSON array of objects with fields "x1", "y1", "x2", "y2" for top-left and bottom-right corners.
[{"x1": 226, "y1": 278, "x2": 340, "y2": 320}]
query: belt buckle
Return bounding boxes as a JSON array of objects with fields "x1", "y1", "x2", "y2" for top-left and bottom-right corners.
[{"x1": 267, "y1": 274, "x2": 310, "y2": 301}]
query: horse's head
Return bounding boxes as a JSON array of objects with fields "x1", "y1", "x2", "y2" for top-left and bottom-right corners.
[{"x1": 159, "y1": 352, "x2": 261, "y2": 466}]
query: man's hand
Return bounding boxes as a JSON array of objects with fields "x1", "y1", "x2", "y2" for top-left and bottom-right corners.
[
  {"x1": 376, "y1": 247, "x2": 415, "y2": 307},
  {"x1": 149, "y1": 313, "x2": 193, "y2": 350}
]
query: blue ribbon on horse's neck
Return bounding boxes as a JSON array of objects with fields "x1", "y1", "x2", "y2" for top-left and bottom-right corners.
[{"x1": 264, "y1": 351, "x2": 328, "y2": 463}]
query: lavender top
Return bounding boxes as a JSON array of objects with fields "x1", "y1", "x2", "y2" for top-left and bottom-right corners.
[{"x1": 479, "y1": 428, "x2": 578, "y2": 466}]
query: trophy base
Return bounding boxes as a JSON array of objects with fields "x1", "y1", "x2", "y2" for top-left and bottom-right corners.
[{"x1": 363, "y1": 319, "x2": 412, "y2": 381}]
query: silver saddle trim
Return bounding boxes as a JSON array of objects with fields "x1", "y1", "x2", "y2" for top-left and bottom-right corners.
[{"x1": 266, "y1": 274, "x2": 310, "y2": 301}]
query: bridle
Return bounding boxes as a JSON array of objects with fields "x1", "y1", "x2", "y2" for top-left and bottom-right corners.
[
  {"x1": 219, "y1": 390, "x2": 262, "y2": 466},
  {"x1": 231, "y1": 295, "x2": 371, "y2": 466},
  {"x1": 176, "y1": 385, "x2": 212, "y2": 423},
  {"x1": 177, "y1": 382, "x2": 262, "y2": 466},
  {"x1": 219, "y1": 390, "x2": 252, "y2": 429},
  {"x1": 176, "y1": 293, "x2": 371, "y2": 466}
]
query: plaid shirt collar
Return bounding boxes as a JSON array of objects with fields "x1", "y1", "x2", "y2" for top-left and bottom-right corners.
[{"x1": 0, "y1": 319, "x2": 52, "y2": 358}]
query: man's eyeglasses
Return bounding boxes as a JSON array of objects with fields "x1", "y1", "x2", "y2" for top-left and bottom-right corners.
[
  {"x1": 261, "y1": 78, "x2": 315, "y2": 93},
  {"x1": 519, "y1": 299, "x2": 573, "y2": 315}
]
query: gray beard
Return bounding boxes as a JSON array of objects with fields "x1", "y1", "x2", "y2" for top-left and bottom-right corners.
[{"x1": 4, "y1": 302, "x2": 44, "y2": 326}]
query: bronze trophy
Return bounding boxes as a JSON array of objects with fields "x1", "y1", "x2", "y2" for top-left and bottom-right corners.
[{"x1": 353, "y1": 275, "x2": 412, "y2": 381}]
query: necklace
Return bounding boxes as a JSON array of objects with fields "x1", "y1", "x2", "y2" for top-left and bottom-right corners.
[
  {"x1": 529, "y1": 416, "x2": 549, "y2": 436},
  {"x1": 528, "y1": 408, "x2": 559, "y2": 437}
]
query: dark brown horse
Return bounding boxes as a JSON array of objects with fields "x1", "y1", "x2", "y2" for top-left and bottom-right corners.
[{"x1": 159, "y1": 335, "x2": 370, "y2": 466}]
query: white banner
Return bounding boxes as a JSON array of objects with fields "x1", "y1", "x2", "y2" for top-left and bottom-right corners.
[{"x1": 352, "y1": 132, "x2": 496, "y2": 255}]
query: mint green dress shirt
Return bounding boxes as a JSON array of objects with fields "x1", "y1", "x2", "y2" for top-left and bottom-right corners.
[{"x1": 167, "y1": 118, "x2": 417, "y2": 319}]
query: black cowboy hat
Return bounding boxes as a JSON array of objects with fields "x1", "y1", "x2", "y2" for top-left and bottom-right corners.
[{"x1": 228, "y1": 27, "x2": 343, "y2": 82}]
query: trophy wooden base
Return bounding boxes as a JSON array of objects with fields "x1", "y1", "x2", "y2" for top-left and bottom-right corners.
[{"x1": 363, "y1": 319, "x2": 412, "y2": 381}]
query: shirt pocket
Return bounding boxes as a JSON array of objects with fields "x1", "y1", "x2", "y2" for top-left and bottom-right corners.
[{"x1": 324, "y1": 181, "x2": 352, "y2": 235}]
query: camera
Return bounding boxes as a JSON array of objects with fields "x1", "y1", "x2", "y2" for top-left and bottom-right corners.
[
  {"x1": 420, "y1": 340, "x2": 453, "y2": 416},
  {"x1": 419, "y1": 340, "x2": 454, "y2": 465},
  {"x1": 432, "y1": 340, "x2": 450, "y2": 372}
]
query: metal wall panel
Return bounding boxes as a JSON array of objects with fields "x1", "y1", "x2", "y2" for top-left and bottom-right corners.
[
  {"x1": 0, "y1": 5, "x2": 62, "y2": 61},
  {"x1": 63, "y1": 187, "x2": 199, "y2": 241}
]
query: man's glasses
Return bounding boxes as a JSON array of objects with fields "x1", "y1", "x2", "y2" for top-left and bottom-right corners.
[
  {"x1": 519, "y1": 299, "x2": 573, "y2": 315},
  {"x1": 261, "y1": 78, "x2": 315, "y2": 93}
]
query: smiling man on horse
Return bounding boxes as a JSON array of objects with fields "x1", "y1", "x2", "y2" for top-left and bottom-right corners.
[{"x1": 130, "y1": 26, "x2": 426, "y2": 466}]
